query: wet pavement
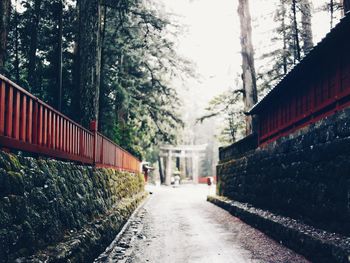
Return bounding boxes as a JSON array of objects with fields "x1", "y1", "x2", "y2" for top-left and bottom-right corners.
[{"x1": 95, "y1": 184, "x2": 310, "y2": 263}]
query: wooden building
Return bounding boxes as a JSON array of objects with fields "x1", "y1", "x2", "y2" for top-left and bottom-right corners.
[{"x1": 250, "y1": 14, "x2": 350, "y2": 145}]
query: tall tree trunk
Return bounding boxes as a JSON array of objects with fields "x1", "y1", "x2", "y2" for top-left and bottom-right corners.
[
  {"x1": 0, "y1": 0, "x2": 11, "y2": 73},
  {"x1": 78, "y1": 0, "x2": 102, "y2": 127},
  {"x1": 237, "y1": 0, "x2": 258, "y2": 135},
  {"x1": 28, "y1": 0, "x2": 42, "y2": 91},
  {"x1": 158, "y1": 156, "x2": 164, "y2": 184},
  {"x1": 57, "y1": 0, "x2": 63, "y2": 111},
  {"x1": 292, "y1": 0, "x2": 301, "y2": 62},
  {"x1": 71, "y1": 4, "x2": 80, "y2": 122},
  {"x1": 301, "y1": 0, "x2": 313, "y2": 55},
  {"x1": 281, "y1": 0, "x2": 288, "y2": 75},
  {"x1": 98, "y1": 5, "x2": 107, "y2": 132},
  {"x1": 14, "y1": 0, "x2": 20, "y2": 82},
  {"x1": 330, "y1": 0, "x2": 334, "y2": 28},
  {"x1": 344, "y1": 0, "x2": 350, "y2": 13},
  {"x1": 71, "y1": 41, "x2": 80, "y2": 122}
]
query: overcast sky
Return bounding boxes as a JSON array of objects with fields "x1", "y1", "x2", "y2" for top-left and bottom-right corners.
[{"x1": 156, "y1": 0, "x2": 340, "y2": 114}]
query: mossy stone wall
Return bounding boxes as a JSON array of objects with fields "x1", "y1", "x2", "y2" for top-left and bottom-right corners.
[
  {"x1": 217, "y1": 107, "x2": 350, "y2": 236},
  {"x1": 0, "y1": 150, "x2": 145, "y2": 262}
]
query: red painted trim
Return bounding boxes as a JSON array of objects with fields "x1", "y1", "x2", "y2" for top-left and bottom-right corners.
[
  {"x1": 0, "y1": 81, "x2": 5, "y2": 135},
  {"x1": 20, "y1": 95, "x2": 27, "y2": 142},
  {"x1": 6, "y1": 85, "x2": 13, "y2": 137},
  {"x1": 0, "y1": 136, "x2": 93, "y2": 164},
  {"x1": 0, "y1": 74, "x2": 141, "y2": 173}
]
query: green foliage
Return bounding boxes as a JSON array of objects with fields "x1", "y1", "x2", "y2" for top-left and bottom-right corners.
[
  {"x1": 97, "y1": 1, "x2": 190, "y2": 158},
  {"x1": 198, "y1": 78, "x2": 245, "y2": 145},
  {"x1": 4, "y1": 0, "x2": 188, "y2": 159},
  {"x1": 257, "y1": 0, "x2": 314, "y2": 97}
]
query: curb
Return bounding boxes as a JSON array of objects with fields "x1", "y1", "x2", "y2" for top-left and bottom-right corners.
[
  {"x1": 207, "y1": 195, "x2": 350, "y2": 263},
  {"x1": 94, "y1": 192, "x2": 151, "y2": 262}
]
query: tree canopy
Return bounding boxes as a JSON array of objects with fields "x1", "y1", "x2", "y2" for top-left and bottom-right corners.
[{"x1": 1, "y1": 0, "x2": 190, "y2": 159}]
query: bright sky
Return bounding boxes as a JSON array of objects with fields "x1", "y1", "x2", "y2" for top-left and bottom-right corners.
[
  {"x1": 155, "y1": 0, "x2": 341, "y2": 145},
  {"x1": 157, "y1": 0, "x2": 339, "y2": 109}
]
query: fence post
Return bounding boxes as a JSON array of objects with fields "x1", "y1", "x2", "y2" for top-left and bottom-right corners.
[{"x1": 90, "y1": 120, "x2": 98, "y2": 166}]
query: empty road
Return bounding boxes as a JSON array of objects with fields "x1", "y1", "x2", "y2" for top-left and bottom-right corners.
[{"x1": 95, "y1": 184, "x2": 309, "y2": 263}]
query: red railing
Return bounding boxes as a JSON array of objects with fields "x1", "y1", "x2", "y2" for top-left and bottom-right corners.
[
  {"x1": 0, "y1": 74, "x2": 141, "y2": 173},
  {"x1": 95, "y1": 132, "x2": 140, "y2": 172},
  {"x1": 258, "y1": 47, "x2": 350, "y2": 145}
]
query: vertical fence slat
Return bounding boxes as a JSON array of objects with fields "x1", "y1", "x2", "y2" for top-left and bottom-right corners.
[
  {"x1": 70, "y1": 124, "x2": 73, "y2": 154},
  {"x1": 55, "y1": 115, "x2": 59, "y2": 150},
  {"x1": 13, "y1": 91, "x2": 21, "y2": 140},
  {"x1": 60, "y1": 117, "x2": 63, "y2": 150},
  {"x1": 63, "y1": 120, "x2": 69, "y2": 152},
  {"x1": 61, "y1": 118, "x2": 66, "y2": 151},
  {"x1": 73, "y1": 125, "x2": 75, "y2": 154},
  {"x1": 48, "y1": 111, "x2": 52, "y2": 147},
  {"x1": 56, "y1": 116, "x2": 59, "y2": 150},
  {"x1": 79, "y1": 129, "x2": 82, "y2": 157},
  {"x1": 20, "y1": 95, "x2": 27, "y2": 141},
  {"x1": 85, "y1": 132, "x2": 88, "y2": 158},
  {"x1": 27, "y1": 99, "x2": 33, "y2": 143},
  {"x1": 75, "y1": 126, "x2": 78, "y2": 154},
  {"x1": 0, "y1": 81, "x2": 6, "y2": 135},
  {"x1": 5, "y1": 85, "x2": 13, "y2": 137},
  {"x1": 38, "y1": 105, "x2": 43, "y2": 145},
  {"x1": 83, "y1": 132, "x2": 86, "y2": 157},
  {"x1": 52, "y1": 113, "x2": 56, "y2": 149},
  {"x1": 67, "y1": 122, "x2": 70, "y2": 153},
  {"x1": 43, "y1": 108, "x2": 47, "y2": 146},
  {"x1": 72, "y1": 125, "x2": 75, "y2": 154},
  {"x1": 32, "y1": 101, "x2": 38, "y2": 144},
  {"x1": 69, "y1": 123, "x2": 72, "y2": 154}
]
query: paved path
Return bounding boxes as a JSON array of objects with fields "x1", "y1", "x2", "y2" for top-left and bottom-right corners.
[{"x1": 95, "y1": 184, "x2": 310, "y2": 263}]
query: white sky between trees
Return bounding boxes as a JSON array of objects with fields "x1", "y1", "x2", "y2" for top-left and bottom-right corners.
[{"x1": 156, "y1": 0, "x2": 341, "y2": 145}]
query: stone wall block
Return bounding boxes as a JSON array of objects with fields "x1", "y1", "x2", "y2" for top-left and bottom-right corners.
[
  {"x1": 217, "y1": 108, "x2": 350, "y2": 235},
  {"x1": 0, "y1": 150, "x2": 145, "y2": 262}
]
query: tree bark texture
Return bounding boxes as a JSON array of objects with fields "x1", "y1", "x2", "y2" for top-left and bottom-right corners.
[
  {"x1": 57, "y1": 0, "x2": 63, "y2": 111},
  {"x1": 28, "y1": 0, "x2": 42, "y2": 91},
  {"x1": 0, "y1": 0, "x2": 11, "y2": 72},
  {"x1": 78, "y1": 0, "x2": 102, "y2": 127},
  {"x1": 281, "y1": 0, "x2": 288, "y2": 75},
  {"x1": 158, "y1": 156, "x2": 165, "y2": 184},
  {"x1": 292, "y1": 0, "x2": 301, "y2": 62},
  {"x1": 14, "y1": 1, "x2": 20, "y2": 82},
  {"x1": 301, "y1": 0, "x2": 313, "y2": 54},
  {"x1": 98, "y1": 5, "x2": 108, "y2": 132},
  {"x1": 330, "y1": 0, "x2": 335, "y2": 28},
  {"x1": 71, "y1": 39, "x2": 81, "y2": 123},
  {"x1": 237, "y1": 0, "x2": 258, "y2": 135}
]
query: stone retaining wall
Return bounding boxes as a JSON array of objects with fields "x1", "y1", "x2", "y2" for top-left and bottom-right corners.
[
  {"x1": 217, "y1": 107, "x2": 350, "y2": 236},
  {"x1": 0, "y1": 150, "x2": 145, "y2": 262}
]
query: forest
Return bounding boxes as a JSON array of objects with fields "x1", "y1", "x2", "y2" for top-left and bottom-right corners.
[
  {"x1": 0, "y1": 0, "x2": 191, "y2": 159},
  {"x1": 0, "y1": 0, "x2": 350, "y2": 159}
]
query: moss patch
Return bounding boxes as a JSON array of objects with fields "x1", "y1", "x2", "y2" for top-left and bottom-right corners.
[{"x1": 0, "y1": 150, "x2": 145, "y2": 262}]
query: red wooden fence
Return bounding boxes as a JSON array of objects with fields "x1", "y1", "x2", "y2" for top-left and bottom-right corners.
[
  {"x1": 0, "y1": 74, "x2": 141, "y2": 173},
  {"x1": 257, "y1": 44, "x2": 350, "y2": 145}
]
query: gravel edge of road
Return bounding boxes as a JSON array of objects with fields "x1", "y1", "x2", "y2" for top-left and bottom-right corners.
[
  {"x1": 94, "y1": 192, "x2": 152, "y2": 262},
  {"x1": 207, "y1": 195, "x2": 350, "y2": 263}
]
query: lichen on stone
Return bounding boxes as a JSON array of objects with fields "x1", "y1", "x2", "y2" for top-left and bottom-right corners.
[{"x1": 0, "y1": 150, "x2": 145, "y2": 263}]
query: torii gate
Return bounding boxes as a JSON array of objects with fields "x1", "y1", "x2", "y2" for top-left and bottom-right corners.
[{"x1": 159, "y1": 144, "x2": 207, "y2": 185}]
